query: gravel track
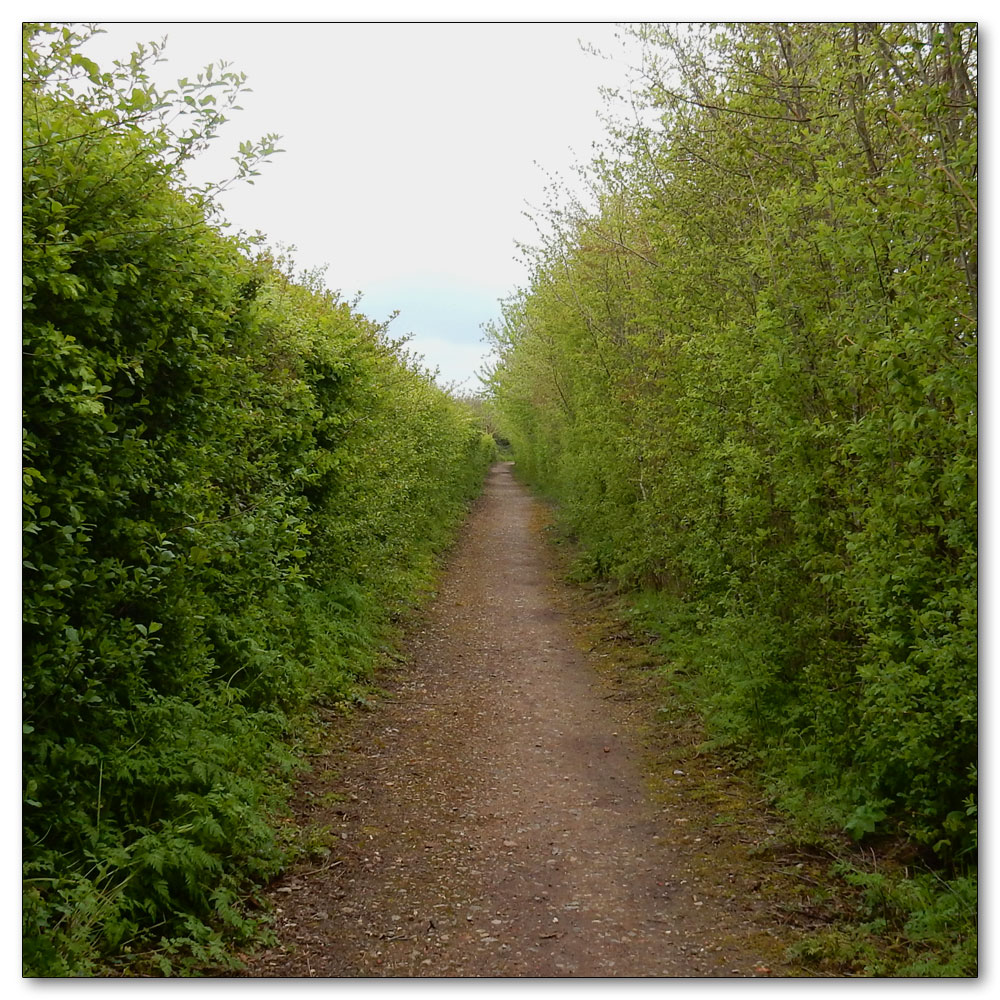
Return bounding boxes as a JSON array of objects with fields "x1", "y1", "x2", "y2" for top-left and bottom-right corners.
[{"x1": 244, "y1": 462, "x2": 794, "y2": 978}]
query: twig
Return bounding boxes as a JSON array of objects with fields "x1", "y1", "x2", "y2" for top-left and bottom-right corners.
[{"x1": 296, "y1": 859, "x2": 344, "y2": 877}]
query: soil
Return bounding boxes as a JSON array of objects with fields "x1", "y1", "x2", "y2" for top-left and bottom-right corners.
[{"x1": 242, "y1": 462, "x2": 826, "y2": 978}]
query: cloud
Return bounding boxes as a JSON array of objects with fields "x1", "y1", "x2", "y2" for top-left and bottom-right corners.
[
  {"x1": 357, "y1": 276, "x2": 501, "y2": 390},
  {"x1": 78, "y1": 22, "x2": 640, "y2": 386}
]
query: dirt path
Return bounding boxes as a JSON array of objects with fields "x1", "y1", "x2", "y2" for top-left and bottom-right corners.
[{"x1": 245, "y1": 463, "x2": 804, "y2": 977}]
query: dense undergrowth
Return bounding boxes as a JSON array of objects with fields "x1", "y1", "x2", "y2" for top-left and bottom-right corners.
[
  {"x1": 22, "y1": 24, "x2": 495, "y2": 975},
  {"x1": 487, "y1": 22, "x2": 976, "y2": 975}
]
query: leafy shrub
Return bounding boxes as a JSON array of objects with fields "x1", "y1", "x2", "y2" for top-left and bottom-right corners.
[
  {"x1": 23, "y1": 24, "x2": 494, "y2": 975},
  {"x1": 487, "y1": 22, "x2": 976, "y2": 859}
]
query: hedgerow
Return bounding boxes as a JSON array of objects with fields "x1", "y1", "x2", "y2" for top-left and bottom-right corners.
[
  {"x1": 23, "y1": 23, "x2": 495, "y2": 975},
  {"x1": 487, "y1": 20, "x2": 975, "y2": 880}
]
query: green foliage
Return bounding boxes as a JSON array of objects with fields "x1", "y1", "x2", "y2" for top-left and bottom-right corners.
[
  {"x1": 23, "y1": 24, "x2": 494, "y2": 975},
  {"x1": 487, "y1": 21, "x2": 976, "y2": 866},
  {"x1": 787, "y1": 864, "x2": 977, "y2": 976}
]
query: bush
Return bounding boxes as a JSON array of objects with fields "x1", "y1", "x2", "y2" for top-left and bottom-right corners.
[
  {"x1": 486, "y1": 21, "x2": 977, "y2": 860},
  {"x1": 23, "y1": 24, "x2": 494, "y2": 974}
]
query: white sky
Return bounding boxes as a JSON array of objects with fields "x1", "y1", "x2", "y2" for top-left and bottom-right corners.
[{"x1": 78, "y1": 20, "x2": 645, "y2": 391}]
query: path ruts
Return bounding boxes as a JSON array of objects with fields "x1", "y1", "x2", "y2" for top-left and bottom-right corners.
[{"x1": 245, "y1": 463, "x2": 787, "y2": 977}]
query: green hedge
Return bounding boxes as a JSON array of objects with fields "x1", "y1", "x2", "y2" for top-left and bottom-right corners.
[
  {"x1": 23, "y1": 24, "x2": 495, "y2": 975},
  {"x1": 487, "y1": 23, "x2": 976, "y2": 860}
]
